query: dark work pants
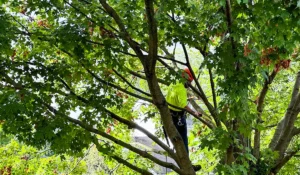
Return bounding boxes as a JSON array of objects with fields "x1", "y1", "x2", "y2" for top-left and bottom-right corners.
[{"x1": 170, "y1": 110, "x2": 189, "y2": 155}]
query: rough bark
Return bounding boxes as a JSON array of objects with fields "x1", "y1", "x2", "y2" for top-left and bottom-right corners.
[
  {"x1": 292, "y1": 127, "x2": 300, "y2": 136},
  {"x1": 269, "y1": 118, "x2": 285, "y2": 150},
  {"x1": 189, "y1": 99, "x2": 216, "y2": 129},
  {"x1": 273, "y1": 72, "x2": 300, "y2": 158},
  {"x1": 270, "y1": 71, "x2": 300, "y2": 150},
  {"x1": 270, "y1": 149, "x2": 299, "y2": 174},
  {"x1": 226, "y1": 144, "x2": 235, "y2": 164},
  {"x1": 182, "y1": 44, "x2": 220, "y2": 127}
]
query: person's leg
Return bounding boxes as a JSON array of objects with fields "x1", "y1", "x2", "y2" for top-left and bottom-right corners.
[
  {"x1": 172, "y1": 116, "x2": 189, "y2": 155},
  {"x1": 178, "y1": 117, "x2": 188, "y2": 155},
  {"x1": 171, "y1": 114, "x2": 201, "y2": 171}
]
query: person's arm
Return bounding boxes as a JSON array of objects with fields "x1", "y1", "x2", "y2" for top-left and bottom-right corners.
[{"x1": 184, "y1": 105, "x2": 202, "y2": 117}]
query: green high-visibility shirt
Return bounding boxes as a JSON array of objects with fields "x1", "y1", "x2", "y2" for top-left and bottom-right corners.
[{"x1": 166, "y1": 82, "x2": 188, "y2": 111}]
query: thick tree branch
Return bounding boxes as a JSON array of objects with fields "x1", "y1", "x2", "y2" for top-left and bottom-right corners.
[
  {"x1": 92, "y1": 138, "x2": 153, "y2": 175},
  {"x1": 53, "y1": 76, "x2": 178, "y2": 162},
  {"x1": 269, "y1": 118, "x2": 285, "y2": 150},
  {"x1": 271, "y1": 148, "x2": 300, "y2": 174},
  {"x1": 182, "y1": 44, "x2": 220, "y2": 126},
  {"x1": 142, "y1": 1, "x2": 194, "y2": 173},
  {"x1": 0, "y1": 73, "x2": 23, "y2": 90},
  {"x1": 111, "y1": 155, "x2": 152, "y2": 175},
  {"x1": 144, "y1": 0, "x2": 158, "y2": 71},
  {"x1": 106, "y1": 110, "x2": 179, "y2": 163},
  {"x1": 273, "y1": 72, "x2": 300, "y2": 157},
  {"x1": 208, "y1": 68, "x2": 217, "y2": 109},
  {"x1": 224, "y1": 0, "x2": 236, "y2": 59},
  {"x1": 292, "y1": 127, "x2": 300, "y2": 136},
  {"x1": 158, "y1": 55, "x2": 186, "y2": 66},
  {"x1": 41, "y1": 101, "x2": 183, "y2": 174},
  {"x1": 256, "y1": 71, "x2": 277, "y2": 114},
  {"x1": 79, "y1": 63, "x2": 152, "y2": 103},
  {"x1": 127, "y1": 68, "x2": 169, "y2": 85},
  {"x1": 254, "y1": 70, "x2": 277, "y2": 159},
  {"x1": 160, "y1": 45, "x2": 184, "y2": 67}
]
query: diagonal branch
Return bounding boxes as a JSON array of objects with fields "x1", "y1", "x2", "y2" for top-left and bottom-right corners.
[
  {"x1": 82, "y1": 64, "x2": 152, "y2": 103},
  {"x1": 159, "y1": 45, "x2": 184, "y2": 67},
  {"x1": 112, "y1": 69, "x2": 151, "y2": 97},
  {"x1": 112, "y1": 155, "x2": 152, "y2": 175},
  {"x1": 127, "y1": 68, "x2": 169, "y2": 85},
  {"x1": 41, "y1": 101, "x2": 184, "y2": 174},
  {"x1": 157, "y1": 57, "x2": 218, "y2": 128},
  {"x1": 92, "y1": 137, "x2": 153, "y2": 175},
  {"x1": 53, "y1": 76, "x2": 178, "y2": 162},
  {"x1": 181, "y1": 44, "x2": 220, "y2": 126},
  {"x1": 292, "y1": 127, "x2": 300, "y2": 136},
  {"x1": 55, "y1": 47, "x2": 151, "y2": 103},
  {"x1": 271, "y1": 148, "x2": 300, "y2": 174},
  {"x1": 270, "y1": 88, "x2": 299, "y2": 149},
  {"x1": 158, "y1": 55, "x2": 186, "y2": 66},
  {"x1": 0, "y1": 72, "x2": 23, "y2": 90},
  {"x1": 273, "y1": 72, "x2": 300, "y2": 157},
  {"x1": 256, "y1": 70, "x2": 277, "y2": 115},
  {"x1": 254, "y1": 70, "x2": 277, "y2": 159},
  {"x1": 98, "y1": 0, "x2": 144, "y2": 59},
  {"x1": 105, "y1": 110, "x2": 179, "y2": 163},
  {"x1": 78, "y1": 0, "x2": 120, "y2": 32}
]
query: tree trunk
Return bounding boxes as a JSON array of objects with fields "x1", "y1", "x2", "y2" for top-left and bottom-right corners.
[{"x1": 144, "y1": 68, "x2": 195, "y2": 174}]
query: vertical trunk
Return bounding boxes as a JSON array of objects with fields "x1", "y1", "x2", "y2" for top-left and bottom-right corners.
[
  {"x1": 273, "y1": 72, "x2": 300, "y2": 158},
  {"x1": 143, "y1": 0, "x2": 194, "y2": 174},
  {"x1": 226, "y1": 145, "x2": 235, "y2": 164},
  {"x1": 253, "y1": 129, "x2": 260, "y2": 158},
  {"x1": 144, "y1": 70, "x2": 195, "y2": 174},
  {"x1": 269, "y1": 118, "x2": 285, "y2": 150}
]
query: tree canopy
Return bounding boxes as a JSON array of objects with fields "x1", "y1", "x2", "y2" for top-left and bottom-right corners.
[{"x1": 0, "y1": 0, "x2": 300, "y2": 174}]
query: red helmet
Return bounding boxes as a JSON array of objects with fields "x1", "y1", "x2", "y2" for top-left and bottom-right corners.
[{"x1": 182, "y1": 67, "x2": 194, "y2": 82}]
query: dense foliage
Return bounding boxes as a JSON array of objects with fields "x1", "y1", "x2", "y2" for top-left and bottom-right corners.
[
  {"x1": 0, "y1": 128, "x2": 86, "y2": 175},
  {"x1": 0, "y1": 0, "x2": 300, "y2": 174}
]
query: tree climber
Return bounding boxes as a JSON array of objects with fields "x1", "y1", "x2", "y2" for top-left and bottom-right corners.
[{"x1": 166, "y1": 67, "x2": 202, "y2": 155}]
